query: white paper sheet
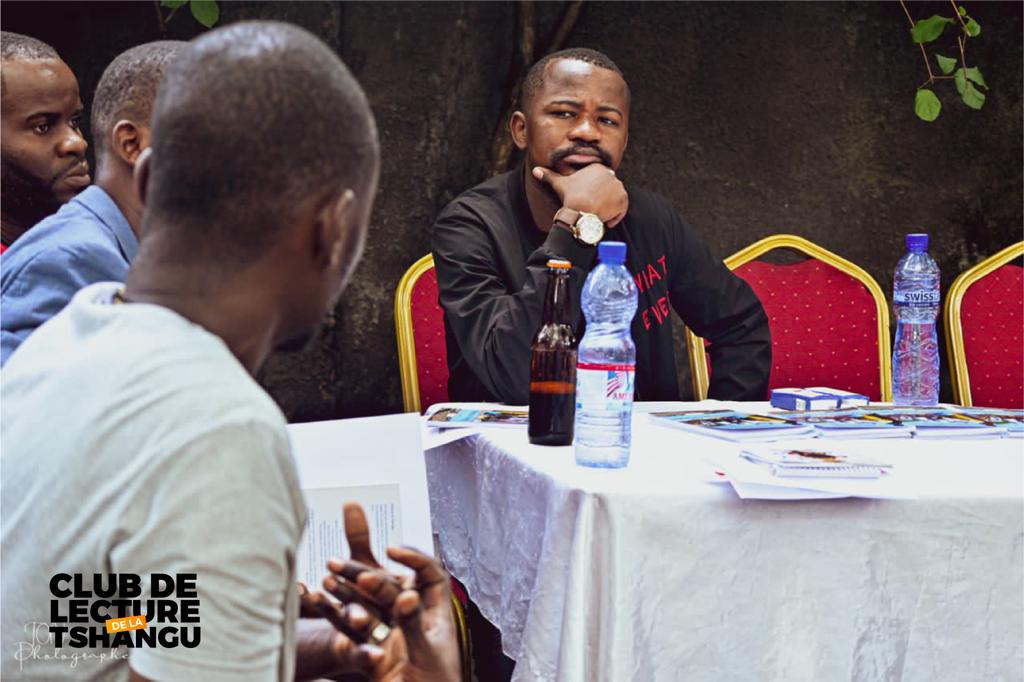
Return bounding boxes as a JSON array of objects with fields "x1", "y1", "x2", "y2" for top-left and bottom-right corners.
[{"x1": 287, "y1": 412, "x2": 431, "y2": 580}]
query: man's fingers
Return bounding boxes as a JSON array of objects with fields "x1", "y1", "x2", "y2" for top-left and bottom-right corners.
[
  {"x1": 387, "y1": 546, "x2": 449, "y2": 584},
  {"x1": 532, "y1": 166, "x2": 559, "y2": 188},
  {"x1": 323, "y1": 573, "x2": 391, "y2": 625},
  {"x1": 299, "y1": 588, "x2": 329, "y2": 618},
  {"x1": 332, "y1": 635, "x2": 384, "y2": 675},
  {"x1": 386, "y1": 545, "x2": 451, "y2": 610},
  {"x1": 392, "y1": 589, "x2": 430, "y2": 652},
  {"x1": 343, "y1": 503, "x2": 382, "y2": 568},
  {"x1": 356, "y1": 568, "x2": 403, "y2": 606}
]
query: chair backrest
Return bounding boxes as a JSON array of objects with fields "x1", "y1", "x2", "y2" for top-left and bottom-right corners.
[
  {"x1": 395, "y1": 254, "x2": 449, "y2": 413},
  {"x1": 944, "y1": 241, "x2": 1024, "y2": 408},
  {"x1": 685, "y1": 234, "x2": 892, "y2": 401}
]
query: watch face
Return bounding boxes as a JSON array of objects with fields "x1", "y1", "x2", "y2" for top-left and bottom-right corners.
[{"x1": 576, "y1": 214, "x2": 604, "y2": 245}]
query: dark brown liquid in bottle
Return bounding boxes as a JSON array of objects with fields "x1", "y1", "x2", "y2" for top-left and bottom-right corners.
[{"x1": 529, "y1": 263, "x2": 577, "y2": 445}]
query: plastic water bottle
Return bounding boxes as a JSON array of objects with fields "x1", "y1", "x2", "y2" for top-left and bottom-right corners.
[
  {"x1": 574, "y1": 241, "x2": 638, "y2": 468},
  {"x1": 892, "y1": 233, "x2": 940, "y2": 406}
]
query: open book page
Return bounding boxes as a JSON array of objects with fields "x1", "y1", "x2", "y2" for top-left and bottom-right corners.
[{"x1": 297, "y1": 484, "x2": 402, "y2": 586}]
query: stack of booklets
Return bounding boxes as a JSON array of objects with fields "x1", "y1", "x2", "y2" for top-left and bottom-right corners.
[
  {"x1": 424, "y1": 404, "x2": 528, "y2": 429},
  {"x1": 957, "y1": 407, "x2": 1024, "y2": 438},
  {"x1": 874, "y1": 407, "x2": 1008, "y2": 439},
  {"x1": 778, "y1": 409, "x2": 914, "y2": 439},
  {"x1": 649, "y1": 410, "x2": 815, "y2": 442},
  {"x1": 740, "y1": 445, "x2": 892, "y2": 479},
  {"x1": 781, "y1": 407, "x2": 1010, "y2": 438}
]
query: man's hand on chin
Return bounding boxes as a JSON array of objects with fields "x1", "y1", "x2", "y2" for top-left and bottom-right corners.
[{"x1": 532, "y1": 162, "x2": 629, "y2": 228}]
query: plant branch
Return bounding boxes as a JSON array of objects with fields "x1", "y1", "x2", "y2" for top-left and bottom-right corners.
[
  {"x1": 899, "y1": 0, "x2": 935, "y2": 85},
  {"x1": 153, "y1": 1, "x2": 167, "y2": 34},
  {"x1": 949, "y1": 0, "x2": 968, "y2": 30}
]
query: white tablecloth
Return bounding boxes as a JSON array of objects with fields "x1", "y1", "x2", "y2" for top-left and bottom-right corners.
[{"x1": 424, "y1": 402, "x2": 1024, "y2": 682}]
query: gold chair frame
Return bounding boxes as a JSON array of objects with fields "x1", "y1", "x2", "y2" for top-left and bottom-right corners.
[
  {"x1": 684, "y1": 234, "x2": 892, "y2": 401},
  {"x1": 394, "y1": 254, "x2": 472, "y2": 680},
  {"x1": 394, "y1": 253, "x2": 436, "y2": 414},
  {"x1": 943, "y1": 241, "x2": 1024, "y2": 407}
]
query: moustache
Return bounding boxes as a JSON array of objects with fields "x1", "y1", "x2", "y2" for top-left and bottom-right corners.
[{"x1": 549, "y1": 144, "x2": 612, "y2": 168}]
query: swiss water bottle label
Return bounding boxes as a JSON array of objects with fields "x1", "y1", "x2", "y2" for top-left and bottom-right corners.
[
  {"x1": 893, "y1": 286, "x2": 939, "y2": 306},
  {"x1": 576, "y1": 363, "x2": 635, "y2": 411}
]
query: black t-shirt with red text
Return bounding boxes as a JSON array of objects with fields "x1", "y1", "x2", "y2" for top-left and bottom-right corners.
[{"x1": 431, "y1": 165, "x2": 771, "y2": 404}]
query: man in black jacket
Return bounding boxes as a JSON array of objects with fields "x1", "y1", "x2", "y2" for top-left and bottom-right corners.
[{"x1": 432, "y1": 47, "x2": 771, "y2": 404}]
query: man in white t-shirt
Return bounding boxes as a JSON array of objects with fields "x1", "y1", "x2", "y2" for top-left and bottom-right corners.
[{"x1": 1, "y1": 21, "x2": 458, "y2": 682}]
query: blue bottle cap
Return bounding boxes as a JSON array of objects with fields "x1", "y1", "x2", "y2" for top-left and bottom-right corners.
[
  {"x1": 906, "y1": 233, "x2": 929, "y2": 252},
  {"x1": 598, "y1": 241, "x2": 627, "y2": 264}
]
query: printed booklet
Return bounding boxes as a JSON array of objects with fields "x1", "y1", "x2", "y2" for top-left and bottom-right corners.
[
  {"x1": 425, "y1": 404, "x2": 529, "y2": 429},
  {"x1": 649, "y1": 410, "x2": 815, "y2": 442}
]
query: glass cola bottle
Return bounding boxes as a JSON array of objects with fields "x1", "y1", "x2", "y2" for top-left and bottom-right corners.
[{"x1": 529, "y1": 259, "x2": 577, "y2": 445}]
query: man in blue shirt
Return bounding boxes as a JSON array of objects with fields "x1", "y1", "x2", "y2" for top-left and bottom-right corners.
[{"x1": 1, "y1": 40, "x2": 183, "y2": 365}]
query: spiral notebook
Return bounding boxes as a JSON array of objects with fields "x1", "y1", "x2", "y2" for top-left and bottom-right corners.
[{"x1": 740, "y1": 445, "x2": 892, "y2": 479}]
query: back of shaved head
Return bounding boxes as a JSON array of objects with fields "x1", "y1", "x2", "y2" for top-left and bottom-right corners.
[
  {"x1": 1, "y1": 31, "x2": 59, "y2": 62},
  {"x1": 92, "y1": 40, "x2": 185, "y2": 165},
  {"x1": 143, "y1": 21, "x2": 379, "y2": 266}
]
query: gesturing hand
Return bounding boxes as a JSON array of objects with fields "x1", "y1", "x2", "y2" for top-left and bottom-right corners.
[
  {"x1": 320, "y1": 503, "x2": 460, "y2": 682},
  {"x1": 532, "y1": 162, "x2": 629, "y2": 228},
  {"x1": 294, "y1": 582, "x2": 385, "y2": 681}
]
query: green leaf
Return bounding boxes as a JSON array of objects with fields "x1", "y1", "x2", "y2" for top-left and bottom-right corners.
[
  {"x1": 914, "y1": 89, "x2": 942, "y2": 122},
  {"x1": 954, "y1": 68, "x2": 967, "y2": 95},
  {"x1": 161, "y1": 0, "x2": 188, "y2": 7},
  {"x1": 958, "y1": 5, "x2": 967, "y2": 16},
  {"x1": 190, "y1": 0, "x2": 219, "y2": 28},
  {"x1": 964, "y1": 18, "x2": 981, "y2": 37},
  {"x1": 965, "y1": 66, "x2": 988, "y2": 89},
  {"x1": 911, "y1": 15, "x2": 954, "y2": 43},
  {"x1": 961, "y1": 82, "x2": 986, "y2": 109},
  {"x1": 935, "y1": 54, "x2": 958, "y2": 75}
]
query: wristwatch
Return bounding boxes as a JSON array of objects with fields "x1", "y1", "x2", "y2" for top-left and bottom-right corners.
[{"x1": 553, "y1": 207, "x2": 604, "y2": 246}]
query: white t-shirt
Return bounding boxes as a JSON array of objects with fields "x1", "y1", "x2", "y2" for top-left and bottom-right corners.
[{"x1": 1, "y1": 283, "x2": 307, "y2": 681}]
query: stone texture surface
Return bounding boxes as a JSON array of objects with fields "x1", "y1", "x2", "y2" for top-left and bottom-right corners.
[{"x1": 4, "y1": 1, "x2": 1021, "y2": 419}]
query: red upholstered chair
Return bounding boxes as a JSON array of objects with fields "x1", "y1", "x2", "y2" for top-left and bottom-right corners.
[
  {"x1": 944, "y1": 242, "x2": 1024, "y2": 408},
  {"x1": 395, "y1": 254, "x2": 449, "y2": 413},
  {"x1": 685, "y1": 234, "x2": 892, "y2": 401},
  {"x1": 394, "y1": 254, "x2": 471, "y2": 682}
]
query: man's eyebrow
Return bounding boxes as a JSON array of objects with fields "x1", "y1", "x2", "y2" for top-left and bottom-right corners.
[
  {"x1": 597, "y1": 105, "x2": 624, "y2": 116},
  {"x1": 26, "y1": 110, "x2": 60, "y2": 121},
  {"x1": 546, "y1": 99, "x2": 582, "y2": 108}
]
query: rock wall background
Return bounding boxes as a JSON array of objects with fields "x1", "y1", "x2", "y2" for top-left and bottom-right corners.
[{"x1": 5, "y1": 1, "x2": 1021, "y2": 419}]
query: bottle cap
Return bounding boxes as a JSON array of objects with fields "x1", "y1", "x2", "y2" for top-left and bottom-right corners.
[
  {"x1": 906, "y1": 233, "x2": 929, "y2": 252},
  {"x1": 546, "y1": 259, "x2": 572, "y2": 269},
  {"x1": 598, "y1": 241, "x2": 627, "y2": 264}
]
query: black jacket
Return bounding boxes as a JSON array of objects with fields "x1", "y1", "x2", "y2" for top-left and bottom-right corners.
[{"x1": 431, "y1": 166, "x2": 771, "y2": 404}]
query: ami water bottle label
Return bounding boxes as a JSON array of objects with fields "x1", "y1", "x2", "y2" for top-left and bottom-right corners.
[
  {"x1": 576, "y1": 363, "x2": 635, "y2": 411},
  {"x1": 894, "y1": 288, "x2": 940, "y2": 306}
]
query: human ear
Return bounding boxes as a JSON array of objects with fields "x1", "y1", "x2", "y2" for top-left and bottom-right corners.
[
  {"x1": 314, "y1": 188, "x2": 357, "y2": 270},
  {"x1": 112, "y1": 120, "x2": 149, "y2": 165},
  {"x1": 509, "y1": 111, "x2": 528, "y2": 151},
  {"x1": 133, "y1": 148, "x2": 152, "y2": 206}
]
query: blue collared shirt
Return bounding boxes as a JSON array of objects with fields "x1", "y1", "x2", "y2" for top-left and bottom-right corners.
[{"x1": 1, "y1": 185, "x2": 138, "y2": 366}]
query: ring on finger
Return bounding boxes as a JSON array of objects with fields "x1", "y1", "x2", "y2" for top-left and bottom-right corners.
[{"x1": 368, "y1": 621, "x2": 392, "y2": 646}]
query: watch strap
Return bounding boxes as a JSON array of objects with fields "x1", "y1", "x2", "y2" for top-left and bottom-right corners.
[{"x1": 552, "y1": 207, "x2": 581, "y2": 232}]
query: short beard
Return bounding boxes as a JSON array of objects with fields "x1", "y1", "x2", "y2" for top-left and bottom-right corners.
[
  {"x1": 549, "y1": 143, "x2": 612, "y2": 169},
  {"x1": 0, "y1": 153, "x2": 63, "y2": 236}
]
